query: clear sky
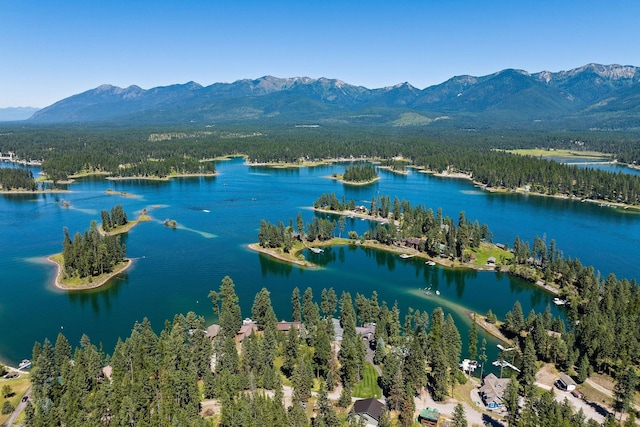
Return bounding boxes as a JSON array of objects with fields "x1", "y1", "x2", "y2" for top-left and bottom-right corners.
[{"x1": 1, "y1": 0, "x2": 639, "y2": 108}]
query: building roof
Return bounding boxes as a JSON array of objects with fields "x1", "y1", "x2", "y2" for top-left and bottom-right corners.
[
  {"x1": 276, "y1": 321, "x2": 302, "y2": 332},
  {"x1": 235, "y1": 321, "x2": 257, "y2": 343},
  {"x1": 479, "y1": 373, "x2": 510, "y2": 404},
  {"x1": 355, "y1": 324, "x2": 376, "y2": 339},
  {"x1": 558, "y1": 373, "x2": 576, "y2": 387},
  {"x1": 353, "y1": 398, "x2": 384, "y2": 421},
  {"x1": 418, "y1": 407, "x2": 440, "y2": 421},
  {"x1": 205, "y1": 324, "x2": 221, "y2": 340}
]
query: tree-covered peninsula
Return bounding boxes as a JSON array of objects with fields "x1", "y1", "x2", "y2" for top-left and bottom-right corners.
[{"x1": 0, "y1": 167, "x2": 37, "y2": 191}]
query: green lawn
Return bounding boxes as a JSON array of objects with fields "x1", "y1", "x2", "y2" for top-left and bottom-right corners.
[
  {"x1": 467, "y1": 242, "x2": 513, "y2": 266},
  {"x1": 352, "y1": 363, "x2": 382, "y2": 399}
]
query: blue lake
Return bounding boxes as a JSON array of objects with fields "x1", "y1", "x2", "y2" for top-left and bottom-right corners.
[{"x1": 1, "y1": 158, "x2": 639, "y2": 372}]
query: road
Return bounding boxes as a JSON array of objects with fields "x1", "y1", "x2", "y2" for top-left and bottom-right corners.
[{"x1": 5, "y1": 386, "x2": 31, "y2": 427}]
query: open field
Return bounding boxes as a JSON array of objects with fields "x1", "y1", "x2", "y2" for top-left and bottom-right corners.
[{"x1": 504, "y1": 148, "x2": 611, "y2": 159}]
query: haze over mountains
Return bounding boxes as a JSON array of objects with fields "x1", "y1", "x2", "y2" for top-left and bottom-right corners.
[{"x1": 18, "y1": 64, "x2": 640, "y2": 129}]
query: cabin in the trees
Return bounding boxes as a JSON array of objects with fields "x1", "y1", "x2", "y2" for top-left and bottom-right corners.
[
  {"x1": 352, "y1": 398, "x2": 385, "y2": 426},
  {"x1": 356, "y1": 323, "x2": 376, "y2": 348},
  {"x1": 205, "y1": 324, "x2": 221, "y2": 341},
  {"x1": 479, "y1": 373, "x2": 509, "y2": 410},
  {"x1": 555, "y1": 373, "x2": 577, "y2": 392},
  {"x1": 236, "y1": 319, "x2": 258, "y2": 343},
  {"x1": 417, "y1": 407, "x2": 440, "y2": 426},
  {"x1": 402, "y1": 237, "x2": 422, "y2": 250},
  {"x1": 276, "y1": 320, "x2": 302, "y2": 334}
]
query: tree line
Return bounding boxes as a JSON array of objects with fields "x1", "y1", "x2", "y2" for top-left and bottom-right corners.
[
  {"x1": 100, "y1": 205, "x2": 128, "y2": 232},
  {"x1": 1, "y1": 124, "x2": 639, "y2": 203},
  {"x1": 313, "y1": 192, "x2": 492, "y2": 261},
  {"x1": 340, "y1": 163, "x2": 377, "y2": 183},
  {"x1": 61, "y1": 220, "x2": 126, "y2": 280},
  {"x1": 0, "y1": 167, "x2": 37, "y2": 191}
]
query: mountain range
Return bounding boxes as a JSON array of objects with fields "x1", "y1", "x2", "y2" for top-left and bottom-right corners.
[{"x1": 26, "y1": 64, "x2": 640, "y2": 129}]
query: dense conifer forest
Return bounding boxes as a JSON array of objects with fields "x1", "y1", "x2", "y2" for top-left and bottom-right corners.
[
  {"x1": 1, "y1": 125, "x2": 639, "y2": 204},
  {"x1": 22, "y1": 268, "x2": 640, "y2": 426},
  {"x1": 61, "y1": 220, "x2": 126, "y2": 280},
  {"x1": 0, "y1": 167, "x2": 37, "y2": 191},
  {"x1": 341, "y1": 163, "x2": 378, "y2": 183}
]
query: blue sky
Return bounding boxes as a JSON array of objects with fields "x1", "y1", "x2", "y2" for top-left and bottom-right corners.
[{"x1": 1, "y1": 0, "x2": 639, "y2": 108}]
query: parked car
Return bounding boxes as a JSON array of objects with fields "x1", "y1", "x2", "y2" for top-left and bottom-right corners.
[{"x1": 571, "y1": 389, "x2": 584, "y2": 400}]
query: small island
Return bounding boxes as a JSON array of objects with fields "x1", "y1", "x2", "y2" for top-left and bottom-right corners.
[
  {"x1": 49, "y1": 206, "x2": 148, "y2": 290},
  {"x1": 329, "y1": 162, "x2": 379, "y2": 185}
]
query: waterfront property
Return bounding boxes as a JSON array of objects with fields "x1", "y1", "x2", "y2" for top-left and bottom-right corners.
[{"x1": 479, "y1": 373, "x2": 510, "y2": 410}]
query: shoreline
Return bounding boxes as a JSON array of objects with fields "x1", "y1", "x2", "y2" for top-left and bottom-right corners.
[
  {"x1": 327, "y1": 174, "x2": 380, "y2": 186},
  {"x1": 247, "y1": 243, "x2": 319, "y2": 268},
  {"x1": 99, "y1": 211, "x2": 152, "y2": 237},
  {"x1": 0, "y1": 189, "x2": 70, "y2": 194},
  {"x1": 418, "y1": 168, "x2": 640, "y2": 212},
  {"x1": 47, "y1": 256, "x2": 133, "y2": 291},
  {"x1": 465, "y1": 311, "x2": 512, "y2": 344}
]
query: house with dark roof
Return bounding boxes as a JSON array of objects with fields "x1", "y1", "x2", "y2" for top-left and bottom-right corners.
[
  {"x1": 352, "y1": 398, "x2": 385, "y2": 426},
  {"x1": 355, "y1": 323, "x2": 376, "y2": 348}
]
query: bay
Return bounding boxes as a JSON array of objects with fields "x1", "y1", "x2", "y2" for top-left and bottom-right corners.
[{"x1": 1, "y1": 158, "x2": 639, "y2": 374}]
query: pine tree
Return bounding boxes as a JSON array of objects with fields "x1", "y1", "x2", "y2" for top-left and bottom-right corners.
[
  {"x1": 291, "y1": 287, "x2": 302, "y2": 323},
  {"x1": 614, "y1": 366, "x2": 638, "y2": 419},
  {"x1": 452, "y1": 403, "x2": 468, "y2": 427}
]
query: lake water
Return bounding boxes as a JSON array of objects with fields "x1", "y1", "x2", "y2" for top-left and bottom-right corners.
[{"x1": 1, "y1": 158, "x2": 639, "y2": 373}]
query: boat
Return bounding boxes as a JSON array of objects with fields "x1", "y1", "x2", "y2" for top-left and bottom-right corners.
[
  {"x1": 435, "y1": 290, "x2": 440, "y2": 296},
  {"x1": 399, "y1": 253, "x2": 414, "y2": 259},
  {"x1": 309, "y1": 247, "x2": 324, "y2": 254},
  {"x1": 18, "y1": 359, "x2": 31, "y2": 369},
  {"x1": 202, "y1": 209, "x2": 210, "y2": 213},
  {"x1": 425, "y1": 261, "x2": 436, "y2": 266},
  {"x1": 553, "y1": 297, "x2": 567, "y2": 306}
]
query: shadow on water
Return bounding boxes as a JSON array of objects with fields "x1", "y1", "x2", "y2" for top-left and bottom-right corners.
[
  {"x1": 258, "y1": 252, "x2": 293, "y2": 277},
  {"x1": 66, "y1": 271, "x2": 128, "y2": 314}
]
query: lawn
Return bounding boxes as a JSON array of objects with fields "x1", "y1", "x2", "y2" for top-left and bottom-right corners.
[
  {"x1": 467, "y1": 242, "x2": 513, "y2": 266},
  {"x1": 352, "y1": 363, "x2": 382, "y2": 399},
  {"x1": 0, "y1": 374, "x2": 30, "y2": 426}
]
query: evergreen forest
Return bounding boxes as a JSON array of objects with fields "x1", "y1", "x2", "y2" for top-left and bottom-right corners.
[{"x1": 1, "y1": 125, "x2": 639, "y2": 206}]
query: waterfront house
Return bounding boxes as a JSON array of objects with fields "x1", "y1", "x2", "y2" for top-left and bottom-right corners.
[
  {"x1": 479, "y1": 373, "x2": 510, "y2": 409},
  {"x1": 276, "y1": 320, "x2": 302, "y2": 334}
]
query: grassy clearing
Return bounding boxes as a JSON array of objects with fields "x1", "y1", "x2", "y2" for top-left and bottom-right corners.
[
  {"x1": 466, "y1": 242, "x2": 513, "y2": 266},
  {"x1": 504, "y1": 148, "x2": 610, "y2": 159},
  {"x1": 0, "y1": 374, "x2": 30, "y2": 426},
  {"x1": 353, "y1": 363, "x2": 382, "y2": 399}
]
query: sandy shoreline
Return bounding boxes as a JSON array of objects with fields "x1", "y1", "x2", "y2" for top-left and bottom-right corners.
[{"x1": 47, "y1": 256, "x2": 133, "y2": 291}]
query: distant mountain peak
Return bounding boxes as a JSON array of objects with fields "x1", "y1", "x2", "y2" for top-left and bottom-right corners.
[{"x1": 26, "y1": 63, "x2": 640, "y2": 128}]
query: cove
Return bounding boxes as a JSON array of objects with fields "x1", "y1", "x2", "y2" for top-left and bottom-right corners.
[{"x1": 0, "y1": 158, "x2": 639, "y2": 372}]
